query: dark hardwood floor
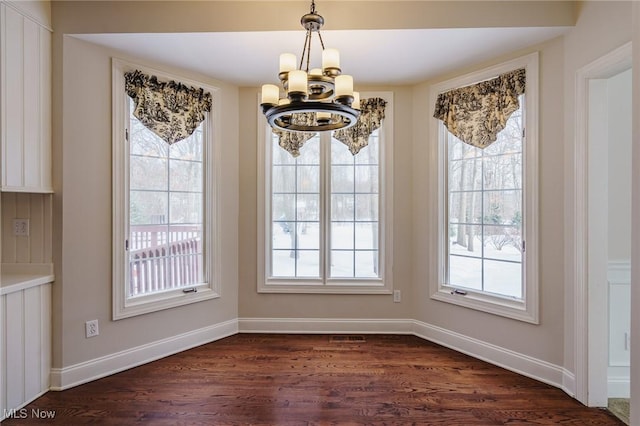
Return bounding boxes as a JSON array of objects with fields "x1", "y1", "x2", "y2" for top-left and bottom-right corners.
[{"x1": 4, "y1": 334, "x2": 623, "y2": 425}]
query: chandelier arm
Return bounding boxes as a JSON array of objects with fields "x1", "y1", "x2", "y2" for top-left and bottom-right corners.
[
  {"x1": 317, "y1": 31, "x2": 326, "y2": 51},
  {"x1": 299, "y1": 29, "x2": 312, "y2": 71},
  {"x1": 305, "y1": 30, "x2": 313, "y2": 72}
]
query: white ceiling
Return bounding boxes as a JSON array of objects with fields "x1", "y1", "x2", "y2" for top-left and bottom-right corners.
[{"x1": 75, "y1": 26, "x2": 568, "y2": 86}]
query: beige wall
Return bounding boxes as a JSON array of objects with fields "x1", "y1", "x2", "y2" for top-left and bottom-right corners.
[
  {"x1": 51, "y1": 1, "x2": 574, "y2": 34},
  {"x1": 53, "y1": 36, "x2": 239, "y2": 368}
]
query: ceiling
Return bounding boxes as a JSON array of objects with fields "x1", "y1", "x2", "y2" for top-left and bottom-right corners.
[{"x1": 74, "y1": 26, "x2": 569, "y2": 87}]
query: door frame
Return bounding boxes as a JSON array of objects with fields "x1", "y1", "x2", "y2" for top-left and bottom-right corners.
[{"x1": 572, "y1": 41, "x2": 632, "y2": 405}]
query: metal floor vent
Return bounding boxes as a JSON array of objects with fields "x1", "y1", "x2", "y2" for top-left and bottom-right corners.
[{"x1": 329, "y1": 335, "x2": 366, "y2": 343}]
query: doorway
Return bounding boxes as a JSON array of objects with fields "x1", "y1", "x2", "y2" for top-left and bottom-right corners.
[{"x1": 573, "y1": 42, "x2": 632, "y2": 419}]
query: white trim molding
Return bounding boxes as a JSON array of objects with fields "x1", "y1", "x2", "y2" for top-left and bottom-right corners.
[
  {"x1": 238, "y1": 317, "x2": 413, "y2": 334},
  {"x1": 50, "y1": 320, "x2": 238, "y2": 391},
  {"x1": 571, "y1": 41, "x2": 632, "y2": 406}
]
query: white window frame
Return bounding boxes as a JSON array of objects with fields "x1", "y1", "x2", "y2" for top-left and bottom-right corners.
[
  {"x1": 112, "y1": 58, "x2": 221, "y2": 320},
  {"x1": 257, "y1": 92, "x2": 394, "y2": 294},
  {"x1": 428, "y1": 53, "x2": 539, "y2": 323}
]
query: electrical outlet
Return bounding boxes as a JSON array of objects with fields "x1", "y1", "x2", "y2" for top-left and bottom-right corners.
[
  {"x1": 85, "y1": 320, "x2": 99, "y2": 338},
  {"x1": 393, "y1": 290, "x2": 401, "y2": 303},
  {"x1": 12, "y1": 219, "x2": 29, "y2": 236}
]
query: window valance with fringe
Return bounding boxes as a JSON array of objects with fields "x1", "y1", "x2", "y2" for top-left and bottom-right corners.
[
  {"x1": 125, "y1": 70, "x2": 212, "y2": 145},
  {"x1": 433, "y1": 68, "x2": 525, "y2": 149},
  {"x1": 275, "y1": 97, "x2": 387, "y2": 157}
]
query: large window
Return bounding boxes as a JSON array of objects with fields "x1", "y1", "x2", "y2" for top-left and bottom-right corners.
[
  {"x1": 258, "y1": 93, "x2": 393, "y2": 294},
  {"x1": 112, "y1": 60, "x2": 220, "y2": 319},
  {"x1": 430, "y1": 54, "x2": 539, "y2": 323},
  {"x1": 445, "y1": 105, "x2": 523, "y2": 298}
]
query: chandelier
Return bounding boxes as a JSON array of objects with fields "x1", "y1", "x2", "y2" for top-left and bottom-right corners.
[{"x1": 260, "y1": 0, "x2": 360, "y2": 133}]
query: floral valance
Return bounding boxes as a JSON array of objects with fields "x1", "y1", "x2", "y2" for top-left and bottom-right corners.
[
  {"x1": 433, "y1": 68, "x2": 525, "y2": 149},
  {"x1": 274, "y1": 113, "x2": 316, "y2": 157},
  {"x1": 125, "y1": 70, "x2": 212, "y2": 145},
  {"x1": 334, "y1": 97, "x2": 387, "y2": 155},
  {"x1": 276, "y1": 98, "x2": 387, "y2": 157}
]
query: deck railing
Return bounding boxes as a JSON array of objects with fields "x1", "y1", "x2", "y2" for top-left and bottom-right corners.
[{"x1": 129, "y1": 225, "x2": 202, "y2": 296}]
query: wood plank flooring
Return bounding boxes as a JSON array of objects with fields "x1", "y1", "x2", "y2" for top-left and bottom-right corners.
[{"x1": 4, "y1": 334, "x2": 623, "y2": 425}]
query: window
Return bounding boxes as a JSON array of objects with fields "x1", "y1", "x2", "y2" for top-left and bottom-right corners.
[
  {"x1": 112, "y1": 60, "x2": 220, "y2": 319},
  {"x1": 257, "y1": 93, "x2": 393, "y2": 294},
  {"x1": 429, "y1": 54, "x2": 539, "y2": 323}
]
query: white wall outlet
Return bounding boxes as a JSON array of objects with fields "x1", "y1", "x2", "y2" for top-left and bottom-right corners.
[
  {"x1": 85, "y1": 319, "x2": 99, "y2": 338},
  {"x1": 12, "y1": 218, "x2": 29, "y2": 236},
  {"x1": 393, "y1": 290, "x2": 401, "y2": 303}
]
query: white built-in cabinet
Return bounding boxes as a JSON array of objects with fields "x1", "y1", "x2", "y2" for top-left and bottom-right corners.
[
  {"x1": 0, "y1": 1, "x2": 52, "y2": 193},
  {"x1": 0, "y1": 1, "x2": 54, "y2": 420},
  {"x1": 1, "y1": 274, "x2": 52, "y2": 416}
]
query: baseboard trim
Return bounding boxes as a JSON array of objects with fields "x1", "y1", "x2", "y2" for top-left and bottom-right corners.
[
  {"x1": 562, "y1": 368, "x2": 577, "y2": 397},
  {"x1": 50, "y1": 319, "x2": 238, "y2": 391},
  {"x1": 608, "y1": 376, "x2": 630, "y2": 398},
  {"x1": 411, "y1": 320, "x2": 565, "y2": 390},
  {"x1": 237, "y1": 317, "x2": 413, "y2": 334}
]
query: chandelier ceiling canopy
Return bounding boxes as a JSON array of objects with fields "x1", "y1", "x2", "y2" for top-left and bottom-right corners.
[{"x1": 260, "y1": 0, "x2": 360, "y2": 133}]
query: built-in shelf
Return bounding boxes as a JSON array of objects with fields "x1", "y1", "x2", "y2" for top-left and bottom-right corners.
[{"x1": 1, "y1": 263, "x2": 54, "y2": 295}]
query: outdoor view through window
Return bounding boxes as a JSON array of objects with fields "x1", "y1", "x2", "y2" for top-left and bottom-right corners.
[
  {"x1": 128, "y1": 98, "x2": 205, "y2": 297},
  {"x1": 446, "y1": 100, "x2": 524, "y2": 299},
  {"x1": 270, "y1": 130, "x2": 381, "y2": 280}
]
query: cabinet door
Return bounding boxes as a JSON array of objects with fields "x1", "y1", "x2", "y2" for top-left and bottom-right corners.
[
  {"x1": 1, "y1": 4, "x2": 52, "y2": 193},
  {"x1": 1, "y1": 283, "x2": 52, "y2": 415}
]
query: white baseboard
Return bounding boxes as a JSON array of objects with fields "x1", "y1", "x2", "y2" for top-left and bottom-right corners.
[
  {"x1": 50, "y1": 319, "x2": 238, "y2": 391},
  {"x1": 562, "y1": 369, "x2": 576, "y2": 397},
  {"x1": 608, "y1": 376, "x2": 630, "y2": 398},
  {"x1": 237, "y1": 317, "x2": 413, "y2": 334}
]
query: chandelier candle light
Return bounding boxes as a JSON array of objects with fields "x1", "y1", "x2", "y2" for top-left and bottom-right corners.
[{"x1": 261, "y1": 0, "x2": 360, "y2": 133}]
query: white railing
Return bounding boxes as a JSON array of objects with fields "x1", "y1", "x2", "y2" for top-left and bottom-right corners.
[{"x1": 129, "y1": 225, "x2": 201, "y2": 296}]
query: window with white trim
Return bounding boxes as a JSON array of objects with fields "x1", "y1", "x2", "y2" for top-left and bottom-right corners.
[
  {"x1": 430, "y1": 54, "x2": 539, "y2": 323},
  {"x1": 112, "y1": 60, "x2": 220, "y2": 319},
  {"x1": 257, "y1": 93, "x2": 393, "y2": 294}
]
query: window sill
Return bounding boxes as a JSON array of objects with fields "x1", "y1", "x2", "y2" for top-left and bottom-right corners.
[
  {"x1": 113, "y1": 285, "x2": 219, "y2": 320},
  {"x1": 431, "y1": 286, "x2": 538, "y2": 324},
  {"x1": 259, "y1": 280, "x2": 392, "y2": 295}
]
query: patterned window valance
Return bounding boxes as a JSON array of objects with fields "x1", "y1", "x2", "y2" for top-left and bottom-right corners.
[
  {"x1": 433, "y1": 68, "x2": 525, "y2": 149},
  {"x1": 334, "y1": 97, "x2": 387, "y2": 155},
  {"x1": 125, "y1": 70, "x2": 212, "y2": 145},
  {"x1": 274, "y1": 112, "x2": 316, "y2": 157},
  {"x1": 276, "y1": 98, "x2": 387, "y2": 157}
]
